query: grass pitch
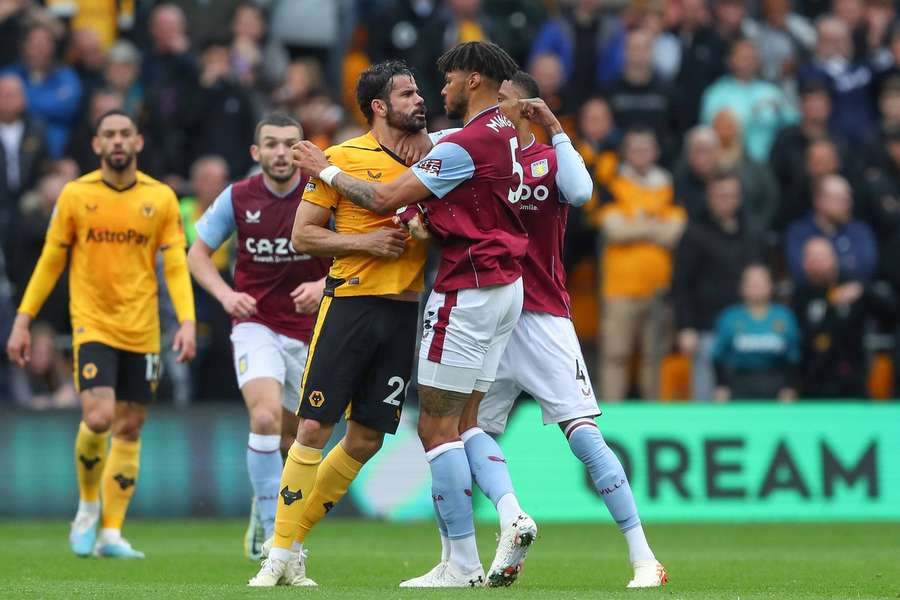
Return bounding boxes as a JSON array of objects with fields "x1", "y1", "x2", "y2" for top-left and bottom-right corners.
[{"x1": 1, "y1": 520, "x2": 898, "y2": 599}]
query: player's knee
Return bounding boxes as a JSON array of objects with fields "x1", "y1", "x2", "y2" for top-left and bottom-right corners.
[
  {"x1": 417, "y1": 416, "x2": 456, "y2": 448},
  {"x1": 343, "y1": 434, "x2": 383, "y2": 463},
  {"x1": 249, "y1": 407, "x2": 280, "y2": 435},
  {"x1": 83, "y1": 407, "x2": 113, "y2": 433},
  {"x1": 296, "y1": 418, "x2": 331, "y2": 447},
  {"x1": 113, "y1": 410, "x2": 146, "y2": 440}
]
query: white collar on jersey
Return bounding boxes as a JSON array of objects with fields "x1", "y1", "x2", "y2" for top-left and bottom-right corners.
[
  {"x1": 464, "y1": 104, "x2": 499, "y2": 127},
  {"x1": 520, "y1": 134, "x2": 537, "y2": 152},
  {"x1": 263, "y1": 176, "x2": 301, "y2": 198}
]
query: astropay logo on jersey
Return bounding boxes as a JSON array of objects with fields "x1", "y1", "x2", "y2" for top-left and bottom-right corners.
[{"x1": 85, "y1": 228, "x2": 150, "y2": 246}]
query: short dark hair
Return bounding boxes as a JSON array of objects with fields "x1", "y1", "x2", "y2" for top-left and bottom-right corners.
[
  {"x1": 356, "y1": 60, "x2": 415, "y2": 124},
  {"x1": 94, "y1": 109, "x2": 138, "y2": 134},
  {"x1": 511, "y1": 70, "x2": 540, "y2": 100},
  {"x1": 254, "y1": 113, "x2": 303, "y2": 144},
  {"x1": 708, "y1": 169, "x2": 742, "y2": 187},
  {"x1": 436, "y1": 41, "x2": 518, "y2": 86},
  {"x1": 799, "y1": 78, "x2": 830, "y2": 98}
]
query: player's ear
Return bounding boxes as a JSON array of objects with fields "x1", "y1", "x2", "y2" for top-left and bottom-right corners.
[
  {"x1": 371, "y1": 98, "x2": 387, "y2": 119},
  {"x1": 91, "y1": 135, "x2": 101, "y2": 157},
  {"x1": 250, "y1": 144, "x2": 260, "y2": 162},
  {"x1": 134, "y1": 133, "x2": 145, "y2": 154},
  {"x1": 468, "y1": 72, "x2": 481, "y2": 90}
]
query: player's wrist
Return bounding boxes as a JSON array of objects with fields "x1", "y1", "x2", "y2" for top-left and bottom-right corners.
[
  {"x1": 319, "y1": 165, "x2": 343, "y2": 186},
  {"x1": 13, "y1": 312, "x2": 32, "y2": 330}
]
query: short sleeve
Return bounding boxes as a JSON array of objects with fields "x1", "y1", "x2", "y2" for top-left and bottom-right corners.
[
  {"x1": 46, "y1": 186, "x2": 76, "y2": 247},
  {"x1": 195, "y1": 185, "x2": 237, "y2": 249},
  {"x1": 411, "y1": 142, "x2": 476, "y2": 199},
  {"x1": 159, "y1": 186, "x2": 188, "y2": 250},
  {"x1": 302, "y1": 175, "x2": 339, "y2": 210}
]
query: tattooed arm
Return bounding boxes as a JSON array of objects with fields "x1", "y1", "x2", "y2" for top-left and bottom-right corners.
[{"x1": 292, "y1": 141, "x2": 432, "y2": 215}]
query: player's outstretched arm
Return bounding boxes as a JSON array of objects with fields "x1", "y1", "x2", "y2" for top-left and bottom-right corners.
[
  {"x1": 292, "y1": 200, "x2": 408, "y2": 259},
  {"x1": 292, "y1": 141, "x2": 432, "y2": 215},
  {"x1": 162, "y1": 246, "x2": 197, "y2": 363},
  {"x1": 187, "y1": 239, "x2": 257, "y2": 319}
]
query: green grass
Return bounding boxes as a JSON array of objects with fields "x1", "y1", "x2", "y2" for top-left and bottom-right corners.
[{"x1": 1, "y1": 520, "x2": 898, "y2": 599}]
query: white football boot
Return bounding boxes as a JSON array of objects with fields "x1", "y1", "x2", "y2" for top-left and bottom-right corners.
[
  {"x1": 284, "y1": 549, "x2": 318, "y2": 587},
  {"x1": 627, "y1": 560, "x2": 668, "y2": 588},
  {"x1": 400, "y1": 561, "x2": 485, "y2": 588},
  {"x1": 248, "y1": 555, "x2": 289, "y2": 587},
  {"x1": 243, "y1": 499, "x2": 264, "y2": 561},
  {"x1": 485, "y1": 513, "x2": 538, "y2": 587}
]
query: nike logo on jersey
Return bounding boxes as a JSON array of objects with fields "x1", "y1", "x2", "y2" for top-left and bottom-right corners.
[{"x1": 245, "y1": 209, "x2": 261, "y2": 224}]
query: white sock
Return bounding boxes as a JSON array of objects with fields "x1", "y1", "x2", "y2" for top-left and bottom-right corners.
[
  {"x1": 496, "y1": 493, "x2": 522, "y2": 528},
  {"x1": 77, "y1": 500, "x2": 100, "y2": 519},
  {"x1": 448, "y1": 535, "x2": 481, "y2": 573},
  {"x1": 291, "y1": 541, "x2": 303, "y2": 553},
  {"x1": 269, "y1": 547, "x2": 292, "y2": 562},
  {"x1": 440, "y1": 533, "x2": 451, "y2": 562},
  {"x1": 624, "y1": 525, "x2": 655, "y2": 563},
  {"x1": 99, "y1": 528, "x2": 121, "y2": 543}
]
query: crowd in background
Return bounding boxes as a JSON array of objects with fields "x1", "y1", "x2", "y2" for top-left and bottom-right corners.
[{"x1": 2, "y1": 0, "x2": 900, "y2": 407}]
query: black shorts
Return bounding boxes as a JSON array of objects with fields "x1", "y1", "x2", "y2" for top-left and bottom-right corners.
[
  {"x1": 74, "y1": 342, "x2": 161, "y2": 404},
  {"x1": 299, "y1": 295, "x2": 418, "y2": 434}
]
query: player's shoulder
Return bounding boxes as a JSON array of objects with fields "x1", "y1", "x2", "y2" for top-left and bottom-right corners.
[
  {"x1": 134, "y1": 171, "x2": 178, "y2": 199},
  {"x1": 327, "y1": 132, "x2": 380, "y2": 165}
]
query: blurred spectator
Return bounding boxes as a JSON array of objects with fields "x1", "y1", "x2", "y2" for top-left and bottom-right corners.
[
  {"x1": 672, "y1": 0, "x2": 724, "y2": 133},
  {"x1": 711, "y1": 109, "x2": 780, "y2": 233},
  {"x1": 7, "y1": 173, "x2": 70, "y2": 334},
  {"x1": 367, "y1": 0, "x2": 437, "y2": 73},
  {"x1": 598, "y1": 128, "x2": 686, "y2": 401},
  {"x1": 860, "y1": 125, "x2": 900, "y2": 244},
  {"x1": 273, "y1": 60, "x2": 342, "y2": 147},
  {"x1": 701, "y1": 37, "x2": 798, "y2": 162},
  {"x1": 68, "y1": 27, "x2": 107, "y2": 104},
  {"x1": 776, "y1": 136, "x2": 844, "y2": 230},
  {"x1": 180, "y1": 155, "x2": 234, "y2": 401},
  {"x1": 230, "y1": 1, "x2": 289, "y2": 93},
  {"x1": 104, "y1": 41, "x2": 143, "y2": 116},
  {"x1": 529, "y1": 0, "x2": 620, "y2": 108},
  {"x1": 529, "y1": 52, "x2": 574, "y2": 137},
  {"x1": 141, "y1": 3, "x2": 198, "y2": 179},
  {"x1": 865, "y1": 0, "x2": 895, "y2": 67},
  {"x1": 711, "y1": 264, "x2": 800, "y2": 401},
  {"x1": 0, "y1": 0, "x2": 33, "y2": 67},
  {"x1": 604, "y1": 28, "x2": 677, "y2": 164},
  {"x1": 793, "y1": 237, "x2": 895, "y2": 398},
  {"x1": 64, "y1": 87, "x2": 123, "y2": 175},
  {"x1": 166, "y1": 0, "x2": 242, "y2": 50},
  {"x1": 185, "y1": 38, "x2": 256, "y2": 178},
  {"x1": 769, "y1": 80, "x2": 835, "y2": 214},
  {"x1": 1, "y1": 21, "x2": 82, "y2": 158},
  {"x1": 798, "y1": 16, "x2": 876, "y2": 145},
  {"x1": 786, "y1": 174, "x2": 878, "y2": 286},
  {"x1": 673, "y1": 125, "x2": 719, "y2": 220},
  {"x1": 745, "y1": 0, "x2": 815, "y2": 89},
  {"x1": 832, "y1": 0, "x2": 867, "y2": 60},
  {"x1": 269, "y1": 0, "x2": 341, "y2": 59},
  {"x1": 0, "y1": 73, "x2": 49, "y2": 249},
  {"x1": 8, "y1": 322, "x2": 77, "y2": 409},
  {"x1": 674, "y1": 172, "x2": 763, "y2": 401}
]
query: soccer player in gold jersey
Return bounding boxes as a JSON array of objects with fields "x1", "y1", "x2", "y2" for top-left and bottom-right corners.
[
  {"x1": 249, "y1": 60, "x2": 430, "y2": 587},
  {"x1": 5, "y1": 110, "x2": 196, "y2": 558}
]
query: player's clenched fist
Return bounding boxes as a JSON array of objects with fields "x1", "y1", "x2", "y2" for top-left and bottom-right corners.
[
  {"x1": 291, "y1": 278, "x2": 326, "y2": 314},
  {"x1": 365, "y1": 227, "x2": 407, "y2": 258},
  {"x1": 220, "y1": 289, "x2": 258, "y2": 319}
]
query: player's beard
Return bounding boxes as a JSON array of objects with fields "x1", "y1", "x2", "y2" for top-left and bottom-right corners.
[
  {"x1": 445, "y1": 90, "x2": 468, "y2": 121},
  {"x1": 103, "y1": 150, "x2": 135, "y2": 172},
  {"x1": 263, "y1": 160, "x2": 296, "y2": 183},
  {"x1": 386, "y1": 103, "x2": 426, "y2": 134}
]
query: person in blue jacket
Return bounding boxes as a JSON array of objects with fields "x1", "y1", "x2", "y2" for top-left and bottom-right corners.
[
  {"x1": 1, "y1": 22, "x2": 82, "y2": 159},
  {"x1": 712, "y1": 264, "x2": 801, "y2": 401}
]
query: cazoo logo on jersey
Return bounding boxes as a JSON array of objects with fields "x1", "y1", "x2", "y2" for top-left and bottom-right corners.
[
  {"x1": 245, "y1": 237, "x2": 311, "y2": 263},
  {"x1": 517, "y1": 183, "x2": 551, "y2": 211}
]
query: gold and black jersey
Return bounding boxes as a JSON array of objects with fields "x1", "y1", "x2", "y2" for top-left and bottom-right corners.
[{"x1": 302, "y1": 132, "x2": 426, "y2": 297}]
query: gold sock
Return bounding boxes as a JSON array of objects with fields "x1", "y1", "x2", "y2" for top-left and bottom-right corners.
[
  {"x1": 75, "y1": 421, "x2": 110, "y2": 502},
  {"x1": 273, "y1": 442, "x2": 322, "y2": 549},
  {"x1": 100, "y1": 438, "x2": 141, "y2": 530},
  {"x1": 295, "y1": 443, "x2": 363, "y2": 543}
]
